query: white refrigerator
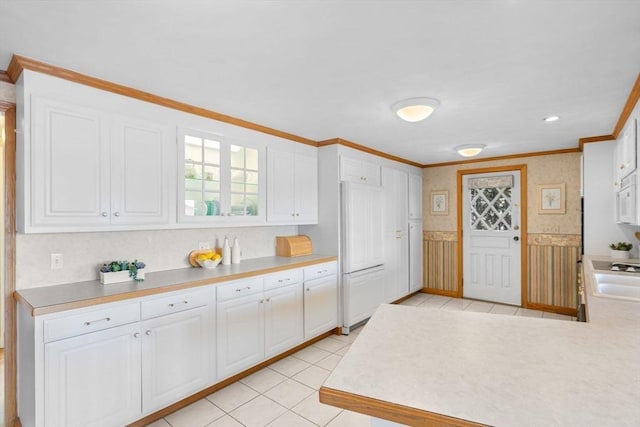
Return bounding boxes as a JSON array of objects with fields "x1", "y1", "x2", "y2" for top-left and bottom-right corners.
[{"x1": 341, "y1": 182, "x2": 385, "y2": 333}]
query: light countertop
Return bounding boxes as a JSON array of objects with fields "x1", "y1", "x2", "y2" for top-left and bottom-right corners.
[
  {"x1": 320, "y1": 255, "x2": 640, "y2": 426},
  {"x1": 16, "y1": 254, "x2": 337, "y2": 316}
]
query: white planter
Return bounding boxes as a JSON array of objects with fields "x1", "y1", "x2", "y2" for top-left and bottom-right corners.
[
  {"x1": 610, "y1": 249, "x2": 631, "y2": 259},
  {"x1": 100, "y1": 269, "x2": 145, "y2": 285}
]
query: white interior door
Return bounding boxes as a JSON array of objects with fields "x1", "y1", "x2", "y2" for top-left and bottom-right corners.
[{"x1": 462, "y1": 171, "x2": 522, "y2": 305}]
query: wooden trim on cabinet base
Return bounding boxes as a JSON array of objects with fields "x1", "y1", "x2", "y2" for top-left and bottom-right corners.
[
  {"x1": 127, "y1": 327, "x2": 341, "y2": 427},
  {"x1": 319, "y1": 386, "x2": 486, "y2": 427},
  {"x1": 526, "y1": 303, "x2": 578, "y2": 317},
  {"x1": 423, "y1": 288, "x2": 458, "y2": 298}
]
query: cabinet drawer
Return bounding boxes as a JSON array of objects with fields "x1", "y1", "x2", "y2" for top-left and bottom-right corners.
[
  {"x1": 141, "y1": 287, "x2": 213, "y2": 320},
  {"x1": 303, "y1": 262, "x2": 337, "y2": 281},
  {"x1": 217, "y1": 277, "x2": 264, "y2": 302},
  {"x1": 44, "y1": 303, "x2": 140, "y2": 343},
  {"x1": 264, "y1": 269, "x2": 303, "y2": 291}
]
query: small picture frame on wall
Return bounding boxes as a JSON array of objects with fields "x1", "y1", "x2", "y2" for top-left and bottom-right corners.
[
  {"x1": 537, "y1": 183, "x2": 566, "y2": 214},
  {"x1": 430, "y1": 190, "x2": 449, "y2": 215}
]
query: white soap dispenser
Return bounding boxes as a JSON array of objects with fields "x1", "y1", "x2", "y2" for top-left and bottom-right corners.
[
  {"x1": 232, "y1": 237, "x2": 241, "y2": 264},
  {"x1": 222, "y1": 237, "x2": 231, "y2": 265}
]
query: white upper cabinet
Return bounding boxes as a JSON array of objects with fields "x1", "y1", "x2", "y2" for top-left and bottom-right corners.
[
  {"x1": 340, "y1": 156, "x2": 381, "y2": 185},
  {"x1": 615, "y1": 120, "x2": 637, "y2": 183},
  {"x1": 408, "y1": 173, "x2": 423, "y2": 220},
  {"x1": 27, "y1": 96, "x2": 171, "y2": 232},
  {"x1": 267, "y1": 149, "x2": 318, "y2": 224},
  {"x1": 178, "y1": 128, "x2": 266, "y2": 225}
]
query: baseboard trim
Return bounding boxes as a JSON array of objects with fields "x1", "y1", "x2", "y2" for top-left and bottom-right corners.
[{"x1": 127, "y1": 327, "x2": 340, "y2": 427}]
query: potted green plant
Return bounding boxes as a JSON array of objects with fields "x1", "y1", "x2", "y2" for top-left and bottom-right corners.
[
  {"x1": 99, "y1": 260, "x2": 146, "y2": 284},
  {"x1": 609, "y1": 242, "x2": 633, "y2": 259}
]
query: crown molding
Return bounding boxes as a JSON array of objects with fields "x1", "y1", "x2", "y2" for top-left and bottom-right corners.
[
  {"x1": 317, "y1": 138, "x2": 423, "y2": 168},
  {"x1": 422, "y1": 147, "x2": 580, "y2": 168},
  {"x1": 7, "y1": 55, "x2": 317, "y2": 147}
]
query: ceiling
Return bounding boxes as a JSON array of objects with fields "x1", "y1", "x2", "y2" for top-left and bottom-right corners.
[{"x1": 1, "y1": 1, "x2": 639, "y2": 165}]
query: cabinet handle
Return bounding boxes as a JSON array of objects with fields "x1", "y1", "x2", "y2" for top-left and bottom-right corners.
[
  {"x1": 260, "y1": 299, "x2": 264, "y2": 303},
  {"x1": 266, "y1": 298, "x2": 271, "y2": 302},
  {"x1": 145, "y1": 330, "x2": 152, "y2": 336},
  {"x1": 114, "y1": 212, "x2": 120, "y2": 217},
  {"x1": 235, "y1": 286, "x2": 251, "y2": 292},
  {"x1": 296, "y1": 213, "x2": 299, "y2": 216},
  {"x1": 291, "y1": 213, "x2": 295, "y2": 216},
  {"x1": 277, "y1": 278, "x2": 291, "y2": 282},
  {"x1": 316, "y1": 269, "x2": 328, "y2": 274},
  {"x1": 84, "y1": 317, "x2": 111, "y2": 326},
  {"x1": 306, "y1": 288, "x2": 310, "y2": 291},
  {"x1": 101, "y1": 212, "x2": 108, "y2": 217},
  {"x1": 169, "y1": 300, "x2": 188, "y2": 307},
  {"x1": 133, "y1": 332, "x2": 140, "y2": 338}
]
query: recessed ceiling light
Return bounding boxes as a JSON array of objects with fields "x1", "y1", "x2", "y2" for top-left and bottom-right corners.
[
  {"x1": 391, "y1": 97, "x2": 440, "y2": 122},
  {"x1": 454, "y1": 144, "x2": 486, "y2": 157},
  {"x1": 543, "y1": 116, "x2": 560, "y2": 122}
]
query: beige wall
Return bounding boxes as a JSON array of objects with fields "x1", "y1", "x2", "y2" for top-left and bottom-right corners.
[{"x1": 422, "y1": 152, "x2": 582, "y2": 234}]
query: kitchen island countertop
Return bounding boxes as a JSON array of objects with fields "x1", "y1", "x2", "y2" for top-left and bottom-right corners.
[
  {"x1": 16, "y1": 254, "x2": 337, "y2": 316},
  {"x1": 320, "y1": 255, "x2": 640, "y2": 426}
]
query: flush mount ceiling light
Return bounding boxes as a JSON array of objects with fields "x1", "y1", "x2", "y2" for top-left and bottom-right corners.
[
  {"x1": 455, "y1": 144, "x2": 486, "y2": 158},
  {"x1": 391, "y1": 97, "x2": 440, "y2": 122},
  {"x1": 543, "y1": 115, "x2": 560, "y2": 122}
]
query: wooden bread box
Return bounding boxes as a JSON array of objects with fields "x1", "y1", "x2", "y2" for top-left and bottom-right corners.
[{"x1": 276, "y1": 235, "x2": 313, "y2": 257}]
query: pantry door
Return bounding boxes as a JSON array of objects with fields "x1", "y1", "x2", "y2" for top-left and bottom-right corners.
[{"x1": 460, "y1": 167, "x2": 526, "y2": 306}]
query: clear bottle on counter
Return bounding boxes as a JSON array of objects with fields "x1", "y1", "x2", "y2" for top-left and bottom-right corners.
[
  {"x1": 222, "y1": 237, "x2": 231, "y2": 265},
  {"x1": 232, "y1": 237, "x2": 241, "y2": 264}
]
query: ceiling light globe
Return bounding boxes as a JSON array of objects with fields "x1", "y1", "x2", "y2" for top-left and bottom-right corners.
[
  {"x1": 392, "y1": 98, "x2": 439, "y2": 122},
  {"x1": 455, "y1": 144, "x2": 486, "y2": 157}
]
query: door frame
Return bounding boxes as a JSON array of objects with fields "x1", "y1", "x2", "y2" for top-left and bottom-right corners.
[
  {"x1": 456, "y1": 165, "x2": 528, "y2": 307},
  {"x1": 1, "y1": 103, "x2": 17, "y2": 427}
]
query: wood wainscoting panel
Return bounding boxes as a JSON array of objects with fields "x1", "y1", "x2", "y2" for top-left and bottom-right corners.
[
  {"x1": 423, "y1": 231, "x2": 458, "y2": 295},
  {"x1": 527, "y1": 234, "x2": 581, "y2": 311}
]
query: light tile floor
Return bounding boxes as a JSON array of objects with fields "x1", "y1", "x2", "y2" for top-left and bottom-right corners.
[{"x1": 146, "y1": 295, "x2": 574, "y2": 427}]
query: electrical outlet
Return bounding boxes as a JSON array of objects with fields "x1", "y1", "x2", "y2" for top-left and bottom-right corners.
[
  {"x1": 198, "y1": 241, "x2": 210, "y2": 250},
  {"x1": 51, "y1": 253, "x2": 63, "y2": 270}
]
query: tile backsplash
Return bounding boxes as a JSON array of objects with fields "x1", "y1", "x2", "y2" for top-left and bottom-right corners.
[{"x1": 16, "y1": 226, "x2": 298, "y2": 289}]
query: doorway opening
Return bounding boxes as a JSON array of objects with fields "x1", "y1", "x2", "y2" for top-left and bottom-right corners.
[{"x1": 457, "y1": 165, "x2": 528, "y2": 307}]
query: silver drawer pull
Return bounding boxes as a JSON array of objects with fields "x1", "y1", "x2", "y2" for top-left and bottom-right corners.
[
  {"x1": 169, "y1": 301, "x2": 188, "y2": 308},
  {"x1": 84, "y1": 317, "x2": 111, "y2": 326},
  {"x1": 235, "y1": 286, "x2": 251, "y2": 292},
  {"x1": 145, "y1": 330, "x2": 152, "y2": 336},
  {"x1": 316, "y1": 269, "x2": 328, "y2": 274},
  {"x1": 277, "y1": 278, "x2": 291, "y2": 282}
]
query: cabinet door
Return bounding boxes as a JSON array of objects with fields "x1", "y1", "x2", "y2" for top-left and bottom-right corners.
[
  {"x1": 264, "y1": 283, "x2": 304, "y2": 357},
  {"x1": 343, "y1": 268, "x2": 385, "y2": 329},
  {"x1": 408, "y1": 173, "x2": 423, "y2": 220},
  {"x1": 141, "y1": 306, "x2": 214, "y2": 413},
  {"x1": 340, "y1": 156, "x2": 381, "y2": 185},
  {"x1": 294, "y1": 153, "x2": 318, "y2": 223},
  {"x1": 409, "y1": 222, "x2": 424, "y2": 292},
  {"x1": 111, "y1": 117, "x2": 171, "y2": 225},
  {"x1": 267, "y1": 150, "x2": 296, "y2": 221},
  {"x1": 44, "y1": 323, "x2": 141, "y2": 427},
  {"x1": 217, "y1": 294, "x2": 264, "y2": 379},
  {"x1": 304, "y1": 275, "x2": 338, "y2": 339},
  {"x1": 179, "y1": 128, "x2": 265, "y2": 225},
  {"x1": 382, "y1": 168, "x2": 409, "y2": 301},
  {"x1": 31, "y1": 96, "x2": 110, "y2": 228}
]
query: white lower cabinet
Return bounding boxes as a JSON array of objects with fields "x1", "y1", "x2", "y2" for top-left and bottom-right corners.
[
  {"x1": 303, "y1": 262, "x2": 338, "y2": 339},
  {"x1": 217, "y1": 291, "x2": 265, "y2": 379},
  {"x1": 264, "y1": 283, "x2": 304, "y2": 357},
  {"x1": 29, "y1": 287, "x2": 215, "y2": 427},
  {"x1": 216, "y1": 272, "x2": 305, "y2": 379},
  {"x1": 44, "y1": 323, "x2": 142, "y2": 427},
  {"x1": 20, "y1": 261, "x2": 338, "y2": 427},
  {"x1": 141, "y1": 305, "x2": 214, "y2": 413}
]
